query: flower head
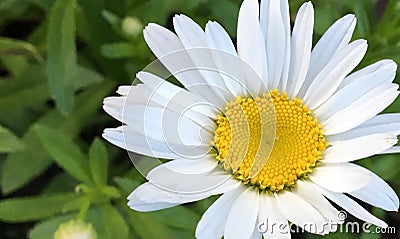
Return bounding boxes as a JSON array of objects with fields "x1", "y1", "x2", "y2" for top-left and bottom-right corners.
[
  {"x1": 54, "y1": 220, "x2": 97, "y2": 239},
  {"x1": 103, "y1": 0, "x2": 400, "y2": 238}
]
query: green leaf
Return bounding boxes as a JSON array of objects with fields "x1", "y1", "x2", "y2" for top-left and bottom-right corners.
[
  {"x1": 100, "y1": 42, "x2": 136, "y2": 59},
  {"x1": 89, "y1": 138, "x2": 108, "y2": 186},
  {"x1": 125, "y1": 207, "x2": 174, "y2": 239},
  {"x1": 211, "y1": 0, "x2": 239, "y2": 37},
  {"x1": 0, "y1": 193, "x2": 81, "y2": 222},
  {"x1": 46, "y1": 0, "x2": 77, "y2": 115},
  {"x1": 56, "y1": 80, "x2": 116, "y2": 136},
  {"x1": 369, "y1": 155, "x2": 399, "y2": 180},
  {"x1": 0, "y1": 63, "x2": 45, "y2": 95},
  {"x1": 29, "y1": 214, "x2": 76, "y2": 239},
  {"x1": 152, "y1": 206, "x2": 199, "y2": 231},
  {"x1": 353, "y1": 0, "x2": 371, "y2": 38},
  {"x1": 0, "y1": 65, "x2": 49, "y2": 131},
  {"x1": 0, "y1": 125, "x2": 24, "y2": 153},
  {"x1": 0, "y1": 37, "x2": 42, "y2": 62},
  {"x1": 313, "y1": 5, "x2": 340, "y2": 37},
  {"x1": 78, "y1": 0, "x2": 129, "y2": 82},
  {"x1": 0, "y1": 0, "x2": 29, "y2": 27},
  {"x1": 72, "y1": 65, "x2": 104, "y2": 90},
  {"x1": 98, "y1": 204, "x2": 129, "y2": 239},
  {"x1": 101, "y1": 10, "x2": 122, "y2": 34},
  {"x1": 0, "y1": 80, "x2": 115, "y2": 194},
  {"x1": 34, "y1": 124, "x2": 93, "y2": 184},
  {"x1": 113, "y1": 177, "x2": 140, "y2": 194},
  {"x1": 0, "y1": 36, "x2": 35, "y2": 77},
  {"x1": 0, "y1": 55, "x2": 29, "y2": 77},
  {"x1": 42, "y1": 173, "x2": 77, "y2": 194},
  {"x1": 1, "y1": 128, "x2": 53, "y2": 194}
]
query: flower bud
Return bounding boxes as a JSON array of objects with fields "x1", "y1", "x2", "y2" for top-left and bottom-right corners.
[
  {"x1": 122, "y1": 17, "x2": 142, "y2": 37},
  {"x1": 53, "y1": 220, "x2": 97, "y2": 239}
]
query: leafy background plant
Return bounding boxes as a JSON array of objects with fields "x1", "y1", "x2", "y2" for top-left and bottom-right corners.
[{"x1": 0, "y1": 0, "x2": 399, "y2": 238}]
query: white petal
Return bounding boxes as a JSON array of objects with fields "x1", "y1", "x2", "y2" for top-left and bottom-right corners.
[
  {"x1": 143, "y1": 23, "x2": 225, "y2": 106},
  {"x1": 286, "y1": 2, "x2": 314, "y2": 98},
  {"x1": 276, "y1": 0, "x2": 291, "y2": 92},
  {"x1": 127, "y1": 183, "x2": 186, "y2": 212},
  {"x1": 103, "y1": 98, "x2": 126, "y2": 122},
  {"x1": 258, "y1": 195, "x2": 290, "y2": 238},
  {"x1": 121, "y1": 106, "x2": 212, "y2": 148},
  {"x1": 315, "y1": 61, "x2": 396, "y2": 121},
  {"x1": 146, "y1": 164, "x2": 240, "y2": 196},
  {"x1": 303, "y1": 39, "x2": 368, "y2": 109},
  {"x1": 326, "y1": 114, "x2": 400, "y2": 144},
  {"x1": 128, "y1": 177, "x2": 239, "y2": 205},
  {"x1": 379, "y1": 146, "x2": 400, "y2": 154},
  {"x1": 225, "y1": 188, "x2": 259, "y2": 239},
  {"x1": 275, "y1": 191, "x2": 326, "y2": 235},
  {"x1": 205, "y1": 21, "x2": 247, "y2": 96},
  {"x1": 173, "y1": 15, "x2": 233, "y2": 102},
  {"x1": 322, "y1": 84, "x2": 399, "y2": 135},
  {"x1": 323, "y1": 133, "x2": 397, "y2": 163},
  {"x1": 349, "y1": 172, "x2": 399, "y2": 211},
  {"x1": 173, "y1": 14, "x2": 206, "y2": 48},
  {"x1": 143, "y1": 24, "x2": 197, "y2": 88},
  {"x1": 104, "y1": 123, "x2": 210, "y2": 160},
  {"x1": 302, "y1": 15, "x2": 356, "y2": 92},
  {"x1": 260, "y1": 0, "x2": 286, "y2": 89},
  {"x1": 250, "y1": 223, "x2": 263, "y2": 239},
  {"x1": 127, "y1": 196, "x2": 179, "y2": 212},
  {"x1": 143, "y1": 23, "x2": 182, "y2": 58},
  {"x1": 116, "y1": 85, "x2": 131, "y2": 96},
  {"x1": 196, "y1": 187, "x2": 244, "y2": 239},
  {"x1": 107, "y1": 83, "x2": 215, "y2": 129},
  {"x1": 136, "y1": 71, "x2": 218, "y2": 119},
  {"x1": 103, "y1": 127, "x2": 187, "y2": 159},
  {"x1": 309, "y1": 163, "x2": 373, "y2": 192},
  {"x1": 104, "y1": 89, "x2": 161, "y2": 122},
  {"x1": 317, "y1": 186, "x2": 388, "y2": 228},
  {"x1": 361, "y1": 113, "x2": 400, "y2": 128},
  {"x1": 269, "y1": 232, "x2": 291, "y2": 239},
  {"x1": 154, "y1": 156, "x2": 218, "y2": 175},
  {"x1": 237, "y1": 0, "x2": 268, "y2": 94},
  {"x1": 295, "y1": 181, "x2": 341, "y2": 223},
  {"x1": 340, "y1": 59, "x2": 397, "y2": 89},
  {"x1": 205, "y1": 21, "x2": 236, "y2": 54}
]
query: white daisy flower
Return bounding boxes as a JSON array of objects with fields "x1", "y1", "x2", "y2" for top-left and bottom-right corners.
[{"x1": 103, "y1": 0, "x2": 400, "y2": 238}]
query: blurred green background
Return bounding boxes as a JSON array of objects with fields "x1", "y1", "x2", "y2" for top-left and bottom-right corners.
[{"x1": 0, "y1": 0, "x2": 399, "y2": 238}]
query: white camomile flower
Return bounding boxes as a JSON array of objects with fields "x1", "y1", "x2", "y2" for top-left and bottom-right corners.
[{"x1": 103, "y1": 0, "x2": 400, "y2": 238}]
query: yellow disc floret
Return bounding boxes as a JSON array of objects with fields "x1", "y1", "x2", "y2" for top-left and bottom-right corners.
[{"x1": 213, "y1": 90, "x2": 327, "y2": 192}]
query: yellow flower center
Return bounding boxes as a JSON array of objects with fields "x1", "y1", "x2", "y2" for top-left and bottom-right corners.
[{"x1": 213, "y1": 90, "x2": 327, "y2": 192}]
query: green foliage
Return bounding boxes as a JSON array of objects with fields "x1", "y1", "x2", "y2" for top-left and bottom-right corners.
[
  {"x1": 28, "y1": 214, "x2": 76, "y2": 239},
  {"x1": 35, "y1": 124, "x2": 93, "y2": 185},
  {"x1": 0, "y1": 125, "x2": 24, "y2": 153},
  {"x1": 0, "y1": 193, "x2": 82, "y2": 222},
  {"x1": 1, "y1": 128, "x2": 54, "y2": 194},
  {"x1": 0, "y1": 0, "x2": 399, "y2": 238},
  {"x1": 98, "y1": 204, "x2": 129, "y2": 239},
  {"x1": 0, "y1": 37, "x2": 42, "y2": 62},
  {"x1": 101, "y1": 42, "x2": 136, "y2": 59},
  {"x1": 46, "y1": 0, "x2": 77, "y2": 115},
  {"x1": 89, "y1": 138, "x2": 109, "y2": 187}
]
